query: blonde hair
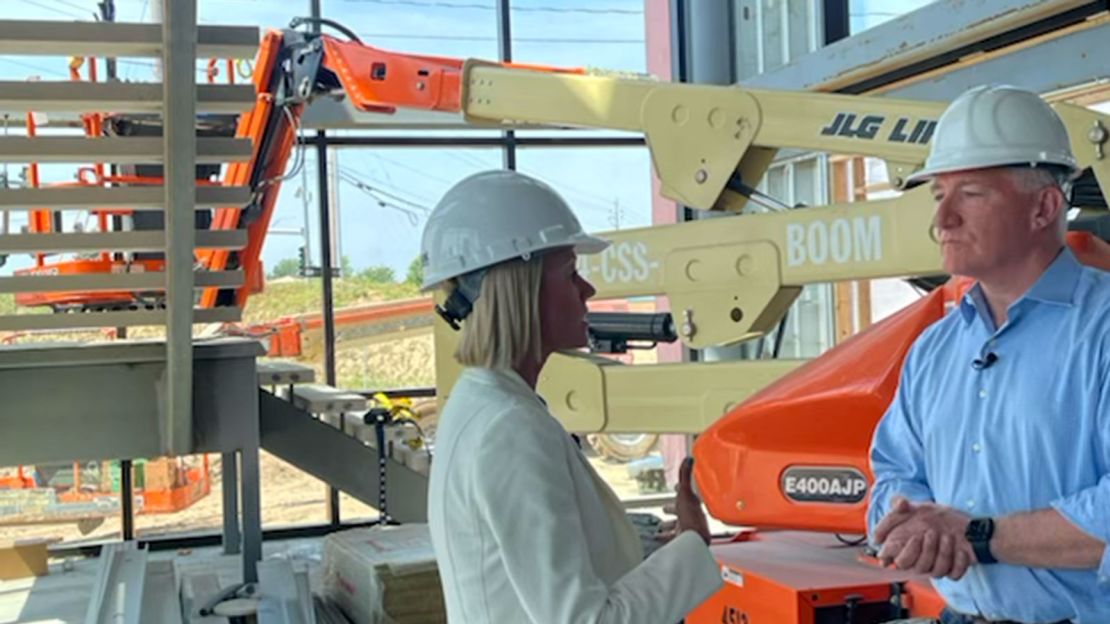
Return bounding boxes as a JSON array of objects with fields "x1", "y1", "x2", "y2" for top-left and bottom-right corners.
[{"x1": 454, "y1": 256, "x2": 544, "y2": 370}]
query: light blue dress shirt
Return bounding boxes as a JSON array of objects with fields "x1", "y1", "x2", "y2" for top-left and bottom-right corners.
[{"x1": 868, "y1": 248, "x2": 1110, "y2": 623}]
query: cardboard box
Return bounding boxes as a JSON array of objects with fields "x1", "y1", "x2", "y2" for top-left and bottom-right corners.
[{"x1": 0, "y1": 539, "x2": 50, "y2": 580}]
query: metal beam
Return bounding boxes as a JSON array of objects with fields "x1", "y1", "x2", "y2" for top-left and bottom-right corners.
[
  {"x1": 138, "y1": 560, "x2": 183, "y2": 624},
  {"x1": 0, "y1": 186, "x2": 251, "y2": 211},
  {"x1": 0, "y1": 136, "x2": 251, "y2": 164},
  {"x1": 163, "y1": 0, "x2": 197, "y2": 459},
  {"x1": 0, "y1": 20, "x2": 258, "y2": 58},
  {"x1": 259, "y1": 391, "x2": 429, "y2": 524},
  {"x1": 496, "y1": 0, "x2": 516, "y2": 170},
  {"x1": 0, "y1": 307, "x2": 239, "y2": 331},
  {"x1": 0, "y1": 270, "x2": 243, "y2": 294},
  {"x1": 875, "y1": 14, "x2": 1110, "y2": 101},
  {"x1": 83, "y1": 542, "x2": 148, "y2": 624},
  {"x1": 0, "y1": 230, "x2": 246, "y2": 253},
  {"x1": 742, "y1": 0, "x2": 1102, "y2": 94},
  {"x1": 0, "y1": 82, "x2": 253, "y2": 114},
  {"x1": 302, "y1": 135, "x2": 644, "y2": 148}
]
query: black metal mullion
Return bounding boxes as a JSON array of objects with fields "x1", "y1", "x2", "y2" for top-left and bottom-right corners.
[
  {"x1": 299, "y1": 136, "x2": 645, "y2": 148},
  {"x1": 311, "y1": 0, "x2": 342, "y2": 529},
  {"x1": 497, "y1": 0, "x2": 516, "y2": 169}
]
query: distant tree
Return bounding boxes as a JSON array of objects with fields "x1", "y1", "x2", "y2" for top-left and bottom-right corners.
[
  {"x1": 269, "y1": 257, "x2": 301, "y2": 279},
  {"x1": 341, "y1": 255, "x2": 354, "y2": 277},
  {"x1": 406, "y1": 255, "x2": 424, "y2": 286},
  {"x1": 360, "y1": 265, "x2": 396, "y2": 283}
]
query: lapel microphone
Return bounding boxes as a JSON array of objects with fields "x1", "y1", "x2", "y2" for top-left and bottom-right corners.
[{"x1": 971, "y1": 352, "x2": 999, "y2": 370}]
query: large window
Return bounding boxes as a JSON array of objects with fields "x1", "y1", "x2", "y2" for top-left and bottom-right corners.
[
  {"x1": 849, "y1": 0, "x2": 936, "y2": 35},
  {"x1": 732, "y1": 0, "x2": 823, "y2": 80}
]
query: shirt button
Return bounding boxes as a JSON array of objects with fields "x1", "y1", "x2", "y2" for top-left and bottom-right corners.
[
  {"x1": 978, "y1": 389, "x2": 988, "y2": 399},
  {"x1": 967, "y1": 499, "x2": 976, "y2": 509},
  {"x1": 972, "y1": 443, "x2": 982, "y2": 453}
]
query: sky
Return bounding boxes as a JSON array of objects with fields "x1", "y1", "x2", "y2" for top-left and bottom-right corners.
[{"x1": 0, "y1": 0, "x2": 936, "y2": 281}]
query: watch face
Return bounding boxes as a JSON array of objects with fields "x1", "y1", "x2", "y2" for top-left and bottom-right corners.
[{"x1": 966, "y1": 518, "x2": 992, "y2": 541}]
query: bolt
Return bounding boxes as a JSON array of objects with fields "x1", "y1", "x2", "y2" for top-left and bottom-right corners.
[
  {"x1": 695, "y1": 169, "x2": 708, "y2": 184},
  {"x1": 680, "y1": 309, "x2": 696, "y2": 338},
  {"x1": 1088, "y1": 120, "x2": 1107, "y2": 144},
  {"x1": 297, "y1": 77, "x2": 312, "y2": 99},
  {"x1": 416, "y1": 81, "x2": 426, "y2": 91},
  {"x1": 1090, "y1": 121, "x2": 1107, "y2": 159},
  {"x1": 730, "y1": 307, "x2": 743, "y2": 322}
]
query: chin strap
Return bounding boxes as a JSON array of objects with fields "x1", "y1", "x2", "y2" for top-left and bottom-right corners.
[{"x1": 435, "y1": 269, "x2": 485, "y2": 331}]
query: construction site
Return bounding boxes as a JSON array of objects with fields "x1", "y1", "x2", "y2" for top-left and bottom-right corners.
[{"x1": 0, "y1": 0, "x2": 1109, "y2": 622}]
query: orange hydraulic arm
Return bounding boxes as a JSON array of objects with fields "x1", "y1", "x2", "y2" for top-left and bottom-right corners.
[{"x1": 197, "y1": 29, "x2": 582, "y2": 309}]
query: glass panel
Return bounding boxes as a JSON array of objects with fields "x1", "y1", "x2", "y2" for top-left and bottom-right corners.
[
  {"x1": 511, "y1": 4, "x2": 647, "y2": 73},
  {"x1": 515, "y1": 147, "x2": 665, "y2": 500},
  {"x1": 733, "y1": 0, "x2": 762, "y2": 81},
  {"x1": 762, "y1": 156, "x2": 835, "y2": 358},
  {"x1": 787, "y1": 0, "x2": 814, "y2": 61},
  {"x1": 849, "y1": 0, "x2": 936, "y2": 35},
  {"x1": 335, "y1": 148, "x2": 496, "y2": 522},
  {"x1": 516, "y1": 147, "x2": 654, "y2": 234},
  {"x1": 133, "y1": 455, "x2": 223, "y2": 539},
  {"x1": 760, "y1": 0, "x2": 785, "y2": 73},
  {"x1": 0, "y1": 462, "x2": 121, "y2": 546},
  {"x1": 792, "y1": 156, "x2": 821, "y2": 207},
  {"x1": 509, "y1": 3, "x2": 647, "y2": 139},
  {"x1": 766, "y1": 165, "x2": 788, "y2": 205}
]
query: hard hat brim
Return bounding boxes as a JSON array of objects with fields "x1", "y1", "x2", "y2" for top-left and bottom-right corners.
[
  {"x1": 903, "y1": 157, "x2": 1080, "y2": 189},
  {"x1": 419, "y1": 233, "x2": 610, "y2": 291}
]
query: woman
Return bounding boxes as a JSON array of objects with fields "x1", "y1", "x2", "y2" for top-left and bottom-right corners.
[{"x1": 422, "y1": 170, "x2": 722, "y2": 623}]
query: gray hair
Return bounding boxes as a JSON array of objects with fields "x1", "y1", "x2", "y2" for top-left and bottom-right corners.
[
  {"x1": 1008, "y1": 166, "x2": 1070, "y2": 237},
  {"x1": 1007, "y1": 166, "x2": 1068, "y2": 193},
  {"x1": 453, "y1": 256, "x2": 543, "y2": 370}
]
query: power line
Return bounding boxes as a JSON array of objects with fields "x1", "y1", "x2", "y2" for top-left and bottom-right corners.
[
  {"x1": 115, "y1": 58, "x2": 216, "y2": 75},
  {"x1": 371, "y1": 154, "x2": 458, "y2": 186},
  {"x1": 338, "y1": 176, "x2": 426, "y2": 225},
  {"x1": 342, "y1": 0, "x2": 642, "y2": 15},
  {"x1": 21, "y1": 0, "x2": 86, "y2": 19},
  {"x1": 338, "y1": 161, "x2": 436, "y2": 204},
  {"x1": 357, "y1": 31, "x2": 642, "y2": 44},
  {"x1": 44, "y1": 0, "x2": 97, "y2": 15},
  {"x1": 337, "y1": 168, "x2": 430, "y2": 212},
  {"x1": 0, "y1": 58, "x2": 68, "y2": 79}
]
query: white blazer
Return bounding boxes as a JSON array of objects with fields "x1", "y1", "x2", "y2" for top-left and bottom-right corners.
[{"x1": 428, "y1": 367, "x2": 722, "y2": 623}]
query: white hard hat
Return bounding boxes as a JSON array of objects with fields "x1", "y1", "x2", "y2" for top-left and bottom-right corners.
[
  {"x1": 904, "y1": 84, "x2": 1079, "y2": 187},
  {"x1": 419, "y1": 170, "x2": 608, "y2": 290}
]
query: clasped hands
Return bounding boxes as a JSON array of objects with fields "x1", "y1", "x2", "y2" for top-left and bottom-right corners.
[{"x1": 873, "y1": 496, "x2": 979, "y2": 580}]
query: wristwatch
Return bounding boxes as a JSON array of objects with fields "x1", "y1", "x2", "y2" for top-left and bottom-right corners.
[{"x1": 965, "y1": 517, "x2": 998, "y2": 564}]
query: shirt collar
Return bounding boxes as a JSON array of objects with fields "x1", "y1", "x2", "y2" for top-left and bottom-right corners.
[{"x1": 958, "y1": 247, "x2": 1080, "y2": 325}]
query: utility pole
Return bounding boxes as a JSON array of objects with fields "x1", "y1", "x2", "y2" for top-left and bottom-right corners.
[
  {"x1": 609, "y1": 199, "x2": 623, "y2": 230},
  {"x1": 327, "y1": 147, "x2": 342, "y2": 276},
  {"x1": 98, "y1": 1, "x2": 117, "y2": 79},
  {"x1": 299, "y1": 165, "x2": 313, "y2": 268}
]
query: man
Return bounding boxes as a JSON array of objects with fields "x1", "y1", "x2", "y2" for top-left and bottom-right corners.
[{"x1": 867, "y1": 84, "x2": 1110, "y2": 624}]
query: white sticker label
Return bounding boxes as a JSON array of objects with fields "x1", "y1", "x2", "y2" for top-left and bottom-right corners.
[{"x1": 721, "y1": 565, "x2": 745, "y2": 587}]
